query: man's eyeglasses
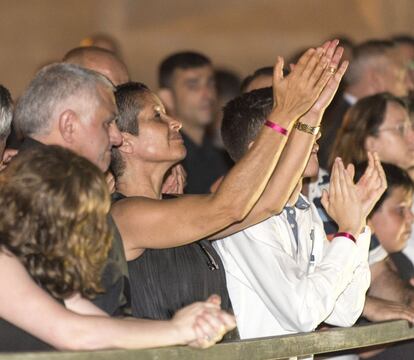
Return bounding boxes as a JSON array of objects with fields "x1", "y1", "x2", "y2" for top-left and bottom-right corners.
[{"x1": 377, "y1": 122, "x2": 414, "y2": 137}]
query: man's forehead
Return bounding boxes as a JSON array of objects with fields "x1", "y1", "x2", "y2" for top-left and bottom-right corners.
[
  {"x1": 95, "y1": 84, "x2": 117, "y2": 114},
  {"x1": 82, "y1": 56, "x2": 128, "y2": 86},
  {"x1": 384, "y1": 101, "x2": 407, "y2": 120},
  {"x1": 139, "y1": 92, "x2": 165, "y2": 114},
  {"x1": 172, "y1": 65, "x2": 214, "y2": 83},
  {"x1": 373, "y1": 54, "x2": 403, "y2": 76},
  {"x1": 386, "y1": 49, "x2": 407, "y2": 66},
  {"x1": 96, "y1": 82, "x2": 115, "y2": 101},
  {"x1": 397, "y1": 44, "x2": 414, "y2": 60}
]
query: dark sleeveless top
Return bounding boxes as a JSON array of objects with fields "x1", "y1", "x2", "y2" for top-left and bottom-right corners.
[
  {"x1": 112, "y1": 192, "x2": 236, "y2": 337},
  {"x1": 0, "y1": 319, "x2": 53, "y2": 352},
  {"x1": 91, "y1": 215, "x2": 130, "y2": 316},
  {"x1": 0, "y1": 278, "x2": 61, "y2": 352},
  {"x1": 128, "y1": 239, "x2": 232, "y2": 319}
]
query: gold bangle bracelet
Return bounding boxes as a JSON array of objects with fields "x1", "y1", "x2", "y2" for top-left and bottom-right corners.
[{"x1": 294, "y1": 121, "x2": 320, "y2": 135}]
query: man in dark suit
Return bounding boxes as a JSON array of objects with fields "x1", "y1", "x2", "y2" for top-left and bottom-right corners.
[{"x1": 158, "y1": 51, "x2": 231, "y2": 194}]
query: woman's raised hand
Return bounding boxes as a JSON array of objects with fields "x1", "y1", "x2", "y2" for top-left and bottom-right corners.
[
  {"x1": 161, "y1": 164, "x2": 187, "y2": 195},
  {"x1": 270, "y1": 39, "x2": 347, "y2": 124}
]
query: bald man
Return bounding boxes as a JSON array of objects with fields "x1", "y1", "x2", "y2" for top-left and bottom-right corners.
[{"x1": 63, "y1": 46, "x2": 129, "y2": 86}]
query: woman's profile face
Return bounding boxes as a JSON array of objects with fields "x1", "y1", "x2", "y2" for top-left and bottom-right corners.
[
  {"x1": 370, "y1": 186, "x2": 414, "y2": 253},
  {"x1": 133, "y1": 92, "x2": 187, "y2": 163},
  {"x1": 366, "y1": 101, "x2": 414, "y2": 170}
]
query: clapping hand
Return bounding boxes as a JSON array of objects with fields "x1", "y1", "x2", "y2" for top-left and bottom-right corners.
[
  {"x1": 305, "y1": 41, "x2": 348, "y2": 118},
  {"x1": 0, "y1": 148, "x2": 18, "y2": 172},
  {"x1": 351, "y1": 152, "x2": 387, "y2": 218},
  {"x1": 162, "y1": 164, "x2": 187, "y2": 195},
  {"x1": 172, "y1": 295, "x2": 236, "y2": 349},
  {"x1": 321, "y1": 157, "x2": 364, "y2": 237},
  {"x1": 269, "y1": 40, "x2": 346, "y2": 126},
  {"x1": 105, "y1": 171, "x2": 116, "y2": 194}
]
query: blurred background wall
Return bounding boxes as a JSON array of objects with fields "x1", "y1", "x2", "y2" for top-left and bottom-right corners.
[{"x1": 0, "y1": 0, "x2": 413, "y2": 97}]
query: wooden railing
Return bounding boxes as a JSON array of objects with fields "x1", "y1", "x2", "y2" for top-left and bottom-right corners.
[{"x1": 1, "y1": 320, "x2": 414, "y2": 360}]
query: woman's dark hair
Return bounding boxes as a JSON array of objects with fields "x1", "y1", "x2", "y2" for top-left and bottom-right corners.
[
  {"x1": 329, "y1": 93, "x2": 406, "y2": 168},
  {"x1": 0, "y1": 145, "x2": 111, "y2": 299},
  {"x1": 111, "y1": 81, "x2": 151, "y2": 179}
]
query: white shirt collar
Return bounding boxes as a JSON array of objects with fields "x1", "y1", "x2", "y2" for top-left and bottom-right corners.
[{"x1": 343, "y1": 92, "x2": 358, "y2": 105}]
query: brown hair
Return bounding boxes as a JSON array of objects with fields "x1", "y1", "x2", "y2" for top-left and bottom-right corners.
[
  {"x1": 0, "y1": 145, "x2": 111, "y2": 300},
  {"x1": 329, "y1": 92, "x2": 406, "y2": 168}
]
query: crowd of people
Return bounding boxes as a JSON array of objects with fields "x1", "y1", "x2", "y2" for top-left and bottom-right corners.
[{"x1": 0, "y1": 33, "x2": 413, "y2": 360}]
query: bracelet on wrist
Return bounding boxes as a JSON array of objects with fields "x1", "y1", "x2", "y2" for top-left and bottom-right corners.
[
  {"x1": 294, "y1": 121, "x2": 320, "y2": 135},
  {"x1": 334, "y1": 232, "x2": 356, "y2": 243},
  {"x1": 264, "y1": 120, "x2": 288, "y2": 136}
]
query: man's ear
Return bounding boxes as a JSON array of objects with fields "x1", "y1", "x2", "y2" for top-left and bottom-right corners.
[
  {"x1": 118, "y1": 132, "x2": 134, "y2": 154},
  {"x1": 158, "y1": 88, "x2": 175, "y2": 114},
  {"x1": 58, "y1": 110, "x2": 77, "y2": 143}
]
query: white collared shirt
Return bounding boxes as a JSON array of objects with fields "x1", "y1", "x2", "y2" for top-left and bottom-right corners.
[
  {"x1": 343, "y1": 92, "x2": 358, "y2": 106},
  {"x1": 214, "y1": 195, "x2": 371, "y2": 339}
]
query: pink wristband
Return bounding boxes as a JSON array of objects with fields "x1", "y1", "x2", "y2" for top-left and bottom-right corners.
[
  {"x1": 334, "y1": 232, "x2": 356, "y2": 243},
  {"x1": 264, "y1": 120, "x2": 288, "y2": 136}
]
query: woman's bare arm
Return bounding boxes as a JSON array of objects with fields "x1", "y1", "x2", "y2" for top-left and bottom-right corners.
[
  {"x1": 210, "y1": 41, "x2": 348, "y2": 240},
  {"x1": 0, "y1": 252, "x2": 235, "y2": 350},
  {"x1": 112, "y1": 47, "x2": 335, "y2": 261}
]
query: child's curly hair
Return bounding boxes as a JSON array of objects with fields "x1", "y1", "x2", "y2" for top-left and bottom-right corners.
[{"x1": 0, "y1": 145, "x2": 112, "y2": 300}]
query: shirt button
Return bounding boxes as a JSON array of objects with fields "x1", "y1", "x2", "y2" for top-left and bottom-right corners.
[
  {"x1": 290, "y1": 223, "x2": 295, "y2": 228},
  {"x1": 289, "y1": 210, "x2": 294, "y2": 215}
]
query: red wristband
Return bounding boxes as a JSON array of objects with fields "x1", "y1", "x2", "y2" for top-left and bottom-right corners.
[
  {"x1": 334, "y1": 232, "x2": 356, "y2": 243},
  {"x1": 264, "y1": 120, "x2": 288, "y2": 136}
]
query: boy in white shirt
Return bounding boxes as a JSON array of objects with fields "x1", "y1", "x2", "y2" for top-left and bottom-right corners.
[{"x1": 214, "y1": 86, "x2": 386, "y2": 341}]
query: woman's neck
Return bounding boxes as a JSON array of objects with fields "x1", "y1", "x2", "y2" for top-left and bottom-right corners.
[{"x1": 116, "y1": 160, "x2": 171, "y2": 200}]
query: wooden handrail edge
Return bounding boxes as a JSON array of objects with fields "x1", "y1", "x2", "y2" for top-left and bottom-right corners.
[{"x1": 1, "y1": 320, "x2": 413, "y2": 360}]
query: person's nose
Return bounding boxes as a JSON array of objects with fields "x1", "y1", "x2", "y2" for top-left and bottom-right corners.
[
  {"x1": 109, "y1": 122, "x2": 123, "y2": 147},
  {"x1": 168, "y1": 116, "x2": 182, "y2": 132}
]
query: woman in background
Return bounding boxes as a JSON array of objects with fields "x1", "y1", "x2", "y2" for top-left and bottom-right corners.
[{"x1": 330, "y1": 92, "x2": 414, "y2": 173}]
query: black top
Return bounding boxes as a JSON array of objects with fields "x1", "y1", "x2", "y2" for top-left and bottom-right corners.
[
  {"x1": 389, "y1": 251, "x2": 414, "y2": 282},
  {"x1": 19, "y1": 138, "x2": 130, "y2": 316},
  {"x1": 113, "y1": 193, "x2": 237, "y2": 339},
  {"x1": 318, "y1": 94, "x2": 351, "y2": 170},
  {"x1": 91, "y1": 214, "x2": 130, "y2": 316},
  {"x1": 0, "y1": 268, "x2": 61, "y2": 352},
  {"x1": 181, "y1": 132, "x2": 231, "y2": 194},
  {"x1": 5, "y1": 123, "x2": 22, "y2": 150},
  {"x1": 0, "y1": 319, "x2": 53, "y2": 352},
  {"x1": 128, "y1": 239, "x2": 232, "y2": 319}
]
